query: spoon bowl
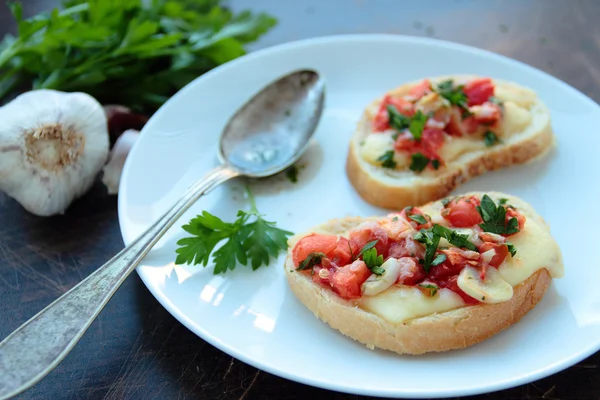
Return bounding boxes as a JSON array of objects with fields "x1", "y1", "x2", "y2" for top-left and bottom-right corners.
[{"x1": 220, "y1": 69, "x2": 325, "y2": 177}]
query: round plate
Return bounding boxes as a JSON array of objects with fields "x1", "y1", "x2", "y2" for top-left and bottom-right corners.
[{"x1": 118, "y1": 34, "x2": 600, "y2": 398}]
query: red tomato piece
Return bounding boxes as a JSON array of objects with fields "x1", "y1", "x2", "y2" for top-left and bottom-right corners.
[
  {"x1": 331, "y1": 237, "x2": 353, "y2": 266},
  {"x1": 330, "y1": 260, "x2": 371, "y2": 299},
  {"x1": 421, "y1": 127, "x2": 445, "y2": 159},
  {"x1": 443, "y1": 197, "x2": 483, "y2": 228},
  {"x1": 506, "y1": 207, "x2": 526, "y2": 232},
  {"x1": 446, "y1": 108, "x2": 478, "y2": 136},
  {"x1": 349, "y1": 227, "x2": 389, "y2": 258},
  {"x1": 473, "y1": 102, "x2": 501, "y2": 125},
  {"x1": 312, "y1": 262, "x2": 336, "y2": 287},
  {"x1": 388, "y1": 237, "x2": 425, "y2": 260},
  {"x1": 396, "y1": 257, "x2": 427, "y2": 286},
  {"x1": 372, "y1": 95, "x2": 415, "y2": 132},
  {"x1": 479, "y1": 242, "x2": 509, "y2": 267},
  {"x1": 408, "y1": 79, "x2": 432, "y2": 98},
  {"x1": 292, "y1": 234, "x2": 337, "y2": 266},
  {"x1": 464, "y1": 78, "x2": 494, "y2": 107}
]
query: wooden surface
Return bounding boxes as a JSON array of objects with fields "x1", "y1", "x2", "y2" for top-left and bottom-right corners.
[{"x1": 1, "y1": 1, "x2": 600, "y2": 399}]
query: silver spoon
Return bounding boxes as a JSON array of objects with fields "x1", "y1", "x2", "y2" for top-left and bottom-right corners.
[{"x1": 0, "y1": 69, "x2": 325, "y2": 400}]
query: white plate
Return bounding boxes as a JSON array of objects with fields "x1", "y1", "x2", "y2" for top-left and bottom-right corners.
[{"x1": 118, "y1": 34, "x2": 600, "y2": 398}]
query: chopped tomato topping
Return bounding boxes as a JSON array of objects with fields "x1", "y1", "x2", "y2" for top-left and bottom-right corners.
[
  {"x1": 312, "y1": 262, "x2": 336, "y2": 287},
  {"x1": 479, "y1": 242, "x2": 509, "y2": 267},
  {"x1": 372, "y1": 95, "x2": 415, "y2": 131},
  {"x1": 506, "y1": 207, "x2": 526, "y2": 231},
  {"x1": 408, "y1": 79, "x2": 432, "y2": 98},
  {"x1": 349, "y1": 227, "x2": 389, "y2": 258},
  {"x1": 331, "y1": 237, "x2": 353, "y2": 266},
  {"x1": 443, "y1": 197, "x2": 483, "y2": 227},
  {"x1": 436, "y1": 275, "x2": 479, "y2": 305},
  {"x1": 292, "y1": 234, "x2": 337, "y2": 266},
  {"x1": 331, "y1": 260, "x2": 371, "y2": 299},
  {"x1": 388, "y1": 237, "x2": 425, "y2": 260},
  {"x1": 446, "y1": 108, "x2": 479, "y2": 136},
  {"x1": 399, "y1": 207, "x2": 432, "y2": 229},
  {"x1": 463, "y1": 78, "x2": 494, "y2": 107},
  {"x1": 396, "y1": 257, "x2": 427, "y2": 285},
  {"x1": 394, "y1": 127, "x2": 445, "y2": 161},
  {"x1": 472, "y1": 102, "x2": 501, "y2": 125}
]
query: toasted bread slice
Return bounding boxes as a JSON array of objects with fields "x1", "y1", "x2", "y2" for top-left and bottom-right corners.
[
  {"x1": 346, "y1": 75, "x2": 554, "y2": 209},
  {"x1": 284, "y1": 192, "x2": 563, "y2": 355}
]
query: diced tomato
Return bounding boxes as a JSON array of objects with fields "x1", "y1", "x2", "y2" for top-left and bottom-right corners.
[
  {"x1": 479, "y1": 242, "x2": 509, "y2": 267},
  {"x1": 331, "y1": 237, "x2": 353, "y2": 266},
  {"x1": 472, "y1": 102, "x2": 501, "y2": 125},
  {"x1": 443, "y1": 197, "x2": 483, "y2": 227},
  {"x1": 506, "y1": 207, "x2": 526, "y2": 232},
  {"x1": 292, "y1": 234, "x2": 337, "y2": 266},
  {"x1": 446, "y1": 108, "x2": 479, "y2": 136},
  {"x1": 312, "y1": 263, "x2": 336, "y2": 287},
  {"x1": 349, "y1": 227, "x2": 389, "y2": 258},
  {"x1": 463, "y1": 78, "x2": 494, "y2": 107},
  {"x1": 393, "y1": 127, "x2": 445, "y2": 165},
  {"x1": 388, "y1": 237, "x2": 425, "y2": 260},
  {"x1": 408, "y1": 79, "x2": 432, "y2": 98},
  {"x1": 436, "y1": 275, "x2": 479, "y2": 305},
  {"x1": 396, "y1": 257, "x2": 427, "y2": 285},
  {"x1": 372, "y1": 95, "x2": 415, "y2": 132},
  {"x1": 430, "y1": 247, "x2": 478, "y2": 280},
  {"x1": 330, "y1": 260, "x2": 371, "y2": 299}
]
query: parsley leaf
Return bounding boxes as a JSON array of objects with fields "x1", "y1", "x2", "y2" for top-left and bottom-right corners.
[
  {"x1": 362, "y1": 248, "x2": 385, "y2": 275},
  {"x1": 418, "y1": 284, "x2": 439, "y2": 297},
  {"x1": 356, "y1": 240, "x2": 379, "y2": 260},
  {"x1": 484, "y1": 131, "x2": 500, "y2": 147},
  {"x1": 431, "y1": 224, "x2": 478, "y2": 251},
  {"x1": 488, "y1": 96, "x2": 504, "y2": 106},
  {"x1": 414, "y1": 229, "x2": 440, "y2": 273},
  {"x1": 431, "y1": 253, "x2": 447, "y2": 266},
  {"x1": 175, "y1": 187, "x2": 292, "y2": 274},
  {"x1": 387, "y1": 104, "x2": 411, "y2": 131},
  {"x1": 506, "y1": 242, "x2": 517, "y2": 257},
  {"x1": 408, "y1": 110, "x2": 428, "y2": 140},
  {"x1": 410, "y1": 152, "x2": 430, "y2": 172},
  {"x1": 285, "y1": 165, "x2": 299, "y2": 183},
  {"x1": 0, "y1": 1, "x2": 277, "y2": 113},
  {"x1": 431, "y1": 159, "x2": 441, "y2": 170},
  {"x1": 435, "y1": 79, "x2": 468, "y2": 109},
  {"x1": 409, "y1": 214, "x2": 428, "y2": 225},
  {"x1": 441, "y1": 198, "x2": 452, "y2": 207},
  {"x1": 377, "y1": 150, "x2": 397, "y2": 169},
  {"x1": 477, "y1": 195, "x2": 520, "y2": 235},
  {"x1": 296, "y1": 252, "x2": 326, "y2": 271}
]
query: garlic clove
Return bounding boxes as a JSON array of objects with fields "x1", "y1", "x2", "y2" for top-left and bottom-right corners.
[
  {"x1": 0, "y1": 89, "x2": 109, "y2": 216},
  {"x1": 361, "y1": 257, "x2": 402, "y2": 296},
  {"x1": 101, "y1": 129, "x2": 140, "y2": 195},
  {"x1": 457, "y1": 265, "x2": 513, "y2": 304}
]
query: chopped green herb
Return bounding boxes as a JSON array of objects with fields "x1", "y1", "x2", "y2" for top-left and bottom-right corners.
[
  {"x1": 391, "y1": 131, "x2": 400, "y2": 140},
  {"x1": 362, "y1": 248, "x2": 385, "y2": 275},
  {"x1": 387, "y1": 104, "x2": 411, "y2": 131},
  {"x1": 435, "y1": 80, "x2": 468, "y2": 110},
  {"x1": 441, "y1": 198, "x2": 452, "y2": 207},
  {"x1": 477, "y1": 195, "x2": 520, "y2": 235},
  {"x1": 488, "y1": 96, "x2": 504, "y2": 107},
  {"x1": 392, "y1": 216, "x2": 399, "y2": 222},
  {"x1": 410, "y1": 152, "x2": 430, "y2": 172},
  {"x1": 404, "y1": 206, "x2": 414, "y2": 213},
  {"x1": 377, "y1": 150, "x2": 397, "y2": 169},
  {"x1": 414, "y1": 229, "x2": 439, "y2": 273},
  {"x1": 506, "y1": 242, "x2": 517, "y2": 257},
  {"x1": 356, "y1": 240, "x2": 379, "y2": 260},
  {"x1": 431, "y1": 224, "x2": 478, "y2": 251},
  {"x1": 499, "y1": 198, "x2": 509, "y2": 205},
  {"x1": 409, "y1": 214, "x2": 428, "y2": 225},
  {"x1": 296, "y1": 252, "x2": 325, "y2": 271},
  {"x1": 285, "y1": 165, "x2": 299, "y2": 183},
  {"x1": 418, "y1": 284, "x2": 439, "y2": 296},
  {"x1": 484, "y1": 131, "x2": 500, "y2": 147},
  {"x1": 431, "y1": 159, "x2": 441, "y2": 170},
  {"x1": 408, "y1": 110, "x2": 428, "y2": 140},
  {"x1": 431, "y1": 253, "x2": 447, "y2": 266}
]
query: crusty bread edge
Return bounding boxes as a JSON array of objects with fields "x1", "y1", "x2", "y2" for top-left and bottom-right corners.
[
  {"x1": 284, "y1": 215, "x2": 552, "y2": 355},
  {"x1": 345, "y1": 76, "x2": 555, "y2": 210}
]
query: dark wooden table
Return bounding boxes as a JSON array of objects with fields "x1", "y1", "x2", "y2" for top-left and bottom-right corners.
[{"x1": 1, "y1": 1, "x2": 599, "y2": 399}]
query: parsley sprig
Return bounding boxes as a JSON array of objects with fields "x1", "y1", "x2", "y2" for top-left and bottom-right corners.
[
  {"x1": 377, "y1": 150, "x2": 397, "y2": 169},
  {"x1": 476, "y1": 195, "x2": 520, "y2": 235},
  {"x1": 386, "y1": 106, "x2": 429, "y2": 140},
  {"x1": 414, "y1": 224, "x2": 478, "y2": 272},
  {"x1": 356, "y1": 240, "x2": 385, "y2": 275},
  {"x1": 410, "y1": 152, "x2": 440, "y2": 172},
  {"x1": 175, "y1": 187, "x2": 293, "y2": 274}
]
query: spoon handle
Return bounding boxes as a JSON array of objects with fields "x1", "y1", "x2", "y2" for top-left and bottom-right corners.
[{"x1": 0, "y1": 164, "x2": 240, "y2": 400}]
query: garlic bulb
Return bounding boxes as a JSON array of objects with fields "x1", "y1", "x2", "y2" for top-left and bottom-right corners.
[
  {"x1": 101, "y1": 129, "x2": 140, "y2": 195},
  {"x1": 0, "y1": 90, "x2": 109, "y2": 216}
]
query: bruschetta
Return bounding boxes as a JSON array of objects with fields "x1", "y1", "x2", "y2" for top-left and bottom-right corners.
[
  {"x1": 284, "y1": 192, "x2": 563, "y2": 355},
  {"x1": 346, "y1": 76, "x2": 554, "y2": 209}
]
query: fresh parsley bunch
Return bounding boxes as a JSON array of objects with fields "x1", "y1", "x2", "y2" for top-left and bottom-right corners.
[
  {"x1": 0, "y1": 0, "x2": 276, "y2": 113},
  {"x1": 175, "y1": 188, "x2": 292, "y2": 274}
]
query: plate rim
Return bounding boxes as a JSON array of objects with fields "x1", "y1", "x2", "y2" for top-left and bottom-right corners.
[{"x1": 117, "y1": 33, "x2": 600, "y2": 398}]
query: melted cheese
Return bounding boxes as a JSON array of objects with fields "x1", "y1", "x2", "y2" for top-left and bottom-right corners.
[
  {"x1": 359, "y1": 285, "x2": 465, "y2": 323},
  {"x1": 438, "y1": 137, "x2": 485, "y2": 162},
  {"x1": 502, "y1": 101, "x2": 532, "y2": 136},
  {"x1": 498, "y1": 216, "x2": 563, "y2": 286},
  {"x1": 361, "y1": 132, "x2": 409, "y2": 168}
]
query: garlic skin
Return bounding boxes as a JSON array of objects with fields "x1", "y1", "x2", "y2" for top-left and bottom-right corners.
[
  {"x1": 101, "y1": 129, "x2": 140, "y2": 195},
  {"x1": 0, "y1": 90, "x2": 109, "y2": 216}
]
